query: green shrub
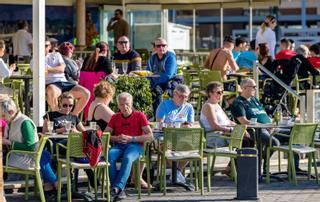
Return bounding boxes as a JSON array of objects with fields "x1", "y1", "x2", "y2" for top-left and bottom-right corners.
[{"x1": 110, "y1": 75, "x2": 153, "y2": 118}]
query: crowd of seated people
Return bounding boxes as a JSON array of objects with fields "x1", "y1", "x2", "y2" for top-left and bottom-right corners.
[{"x1": 4, "y1": 22, "x2": 320, "y2": 201}]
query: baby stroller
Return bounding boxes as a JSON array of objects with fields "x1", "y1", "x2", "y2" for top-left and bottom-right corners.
[{"x1": 261, "y1": 57, "x2": 302, "y2": 115}]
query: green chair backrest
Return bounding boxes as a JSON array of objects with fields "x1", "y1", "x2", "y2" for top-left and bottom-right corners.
[
  {"x1": 35, "y1": 136, "x2": 49, "y2": 169},
  {"x1": 66, "y1": 132, "x2": 110, "y2": 159},
  {"x1": 289, "y1": 123, "x2": 318, "y2": 146},
  {"x1": 229, "y1": 125, "x2": 247, "y2": 149},
  {"x1": 17, "y1": 64, "x2": 30, "y2": 75},
  {"x1": 199, "y1": 70, "x2": 223, "y2": 90},
  {"x1": 163, "y1": 128, "x2": 204, "y2": 152}
]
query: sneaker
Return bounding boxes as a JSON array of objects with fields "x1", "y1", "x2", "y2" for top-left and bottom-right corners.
[
  {"x1": 176, "y1": 170, "x2": 186, "y2": 184},
  {"x1": 110, "y1": 188, "x2": 117, "y2": 198},
  {"x1": 117, "y1": 190, "x2": 127, "y2": 200}
]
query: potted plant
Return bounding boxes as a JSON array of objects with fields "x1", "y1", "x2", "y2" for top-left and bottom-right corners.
[{"x1": 109, "y1": 75, "x2": 153, "y2": 118}]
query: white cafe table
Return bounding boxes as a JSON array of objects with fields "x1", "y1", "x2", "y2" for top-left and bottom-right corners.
[{"x1": 246, "y1": 122, "x2": 294, "y2": 180}]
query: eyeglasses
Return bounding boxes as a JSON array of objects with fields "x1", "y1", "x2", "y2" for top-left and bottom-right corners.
[
  {"x1": 176, "y1": 93, "x2": 189, "y2": 99},
  {"x1": 62, "y1": 104, "x2": 74, "y2": 108},
  {"x1": 155, "y1": 44, "x2": 167, "y2": 48},
  {"x1": 118, "y1": 41, "x2": 129, "y2": 44},
  {"x1": 246, "y1": 85, "x2": 257, "y2": 89},
  {"x1": 45, "y1": 44, "x2": 51, "y2": 47},
  {"x1": 214, "y1": 90, "x2": 224, "y2": 95}
]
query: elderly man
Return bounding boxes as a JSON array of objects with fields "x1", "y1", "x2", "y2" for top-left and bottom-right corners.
[
  {"x1": 113, "y1": 36, "x2": 141, "y2": 74},
  {"x1": 231, "y1": 78, "x2": 301, "y2": 173},
  {"x1": 156, "y1": 84, "x2": 194, "y2": 183},
  {"x1": 106, "y1": 92, "x2": 153, "y2": 200},
  {"x1": 44, "y1": 40, "x2": 90, "y2": 115},
  {"x1": 147, "y1": 37, "x2": 178, "y2": 114}
]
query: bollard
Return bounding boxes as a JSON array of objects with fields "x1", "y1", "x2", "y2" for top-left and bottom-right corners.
[{"x1": 236, "y1": 148, "x2": 258, "y2": 200}]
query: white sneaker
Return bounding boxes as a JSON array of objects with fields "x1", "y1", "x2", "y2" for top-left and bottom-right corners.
[{"x1": 176, "y1": 170, "x2": 186, "y2": 184}]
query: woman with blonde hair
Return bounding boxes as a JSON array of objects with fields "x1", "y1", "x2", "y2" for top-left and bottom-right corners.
[
  {"x1": 87, "y1": 80, "x2": 115, "y2": 131},
  {"x1": 255, "y1": 15, "x2": 277, "y2": 59}
]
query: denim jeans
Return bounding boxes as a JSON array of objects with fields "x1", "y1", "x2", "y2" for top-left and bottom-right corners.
[
  {"x1": 40, "y1": 150, "x2": 57, "y2": 184},
  {"x1": 109, "y1": 143, "x2": 143, "y2": 190}
]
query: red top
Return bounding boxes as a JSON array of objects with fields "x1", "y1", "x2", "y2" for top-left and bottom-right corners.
[
  {"x1": 275, "y1": 50, "x2": 297, "y2": 60},
  {"x1": 108, "y1": 111, "x2": 149, "y2": 137},
  {"x1": 308, "y1": 57, "x2": 320, "y2": 69},
  {"x1": 0, "y1": 119, "x2": 6, "y2": 137}
]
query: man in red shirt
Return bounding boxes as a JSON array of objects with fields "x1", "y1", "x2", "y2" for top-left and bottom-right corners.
[
  {"x1": 106, "y1": 92, "x2": 153, "y2": 200},
  {"x1": 275, "y1": 38, "x2": 297, "y2": 60},
  {"x1": 308, "y1": 43, "x2": 320, "y2": 69}
]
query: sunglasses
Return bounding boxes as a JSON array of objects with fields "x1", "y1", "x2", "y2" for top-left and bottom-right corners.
[
  {"x1": 214, "y1": 90, "x2": 224, "y2": 95},
  {"x1": 155, "y1": 44, "x2": 167, "y2": 48},
  {"x1": 246, "y1": 85, "x2": 257, "y2": 89},
  {"x1": 118, "y1": 41, "x2": 129, "y2": 44},
  {"x1": 62, "y1": 104, "x2": 74, "y2": 108}
]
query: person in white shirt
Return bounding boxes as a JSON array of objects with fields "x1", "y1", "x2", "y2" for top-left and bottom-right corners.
[
  {"x1": 12, "y1": 20, "x2": 32, "y2": 63},
  {"x1": 0, "y1": 40, "x2": 15, "y2": 80},
  {"x1": 44, "y1": 40, "x2": 90, "y2": 115},
  {"x1": 255, "y1": 15, "x2": 277, "y2": 59}
]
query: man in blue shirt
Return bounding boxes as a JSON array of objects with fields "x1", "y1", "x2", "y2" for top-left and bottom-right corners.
[
  {"x1": 156, "y1": 84, "x2": 194, "y2": 125},
  {"x1": 236, "y1": 40, "x2": 258, "y2": 70},
  {"x1": 156, "y1": 84, "x2": 194, "y2": 183},
  {"x1": 147, "y1": 37, "x2": 178, "y2": 116}
]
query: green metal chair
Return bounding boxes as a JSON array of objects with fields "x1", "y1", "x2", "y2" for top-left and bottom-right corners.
[
  {"x1": 134, "y1": 141, "x2": 152, "y2": 199},
  {"x1": 203, "y1": 125, "x2": 247, "y2": 191},
  {"x1": 56, "y1": 132, "x2": 111, "y2": 202},
  {"x1": 161, "y1": 128, "x2": 205, "y2": 195},
  {"x1": 17, "y1": 64, "x2": 31, "y2": 75},
  {"x1": 3, "y1": 79, "x2": 24, "y2": 113},
  {"x1": 5, "y1": 136, "x2": 49, "y2": 202},
  {"x1": 266, "y1": 123, "x2": 319, "y2": 185}
]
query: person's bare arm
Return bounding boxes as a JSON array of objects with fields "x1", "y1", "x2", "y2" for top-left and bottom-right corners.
[
  {"x1": 227, "y1": 50, "x2": 239, "y2": 72},
  {"x1": 237, "y1": 116, "x2": 251, "y2": 125},
  {"x1": 47, "y1": 63, "x2": 65, "y2": 73},
  {"x1": 203, "y1": 104, "x2": 233, "y2": 132}
]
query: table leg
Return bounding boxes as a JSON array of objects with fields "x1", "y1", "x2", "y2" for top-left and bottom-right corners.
[{"x1": 24, "y1": 78, "x2": 31, "y2": 116}]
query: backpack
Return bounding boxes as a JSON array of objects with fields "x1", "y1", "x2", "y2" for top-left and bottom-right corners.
[{"x1": 82, "y1": 129, "x2": 103, "y2": 167}]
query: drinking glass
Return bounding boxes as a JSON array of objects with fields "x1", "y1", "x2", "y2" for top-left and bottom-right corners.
[
  {"x1": 174, "y1": 122, "x2": 181, "y2": 128},
  {"x1": 112, "y1": 61, "x2": 117, "y2": 74},
  {"x1": 47, "y1": 121, "x2": 54, "y2": 133},
  {"x1": 65, "y1": 121, "x2": 72, "y2": 133},
  {"x1": 90, "y1": 121, "x2": 97, "y2": 130},
  {"x1": 122, "y1": 62, "x2": 128, "y2": 74}
]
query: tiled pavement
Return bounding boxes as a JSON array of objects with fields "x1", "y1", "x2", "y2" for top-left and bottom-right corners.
[
  {"x1": 5, "y1": 173, "x2": 320, "y2": 202},
  {"x1": 5, "y1": 158, "x2": 320, "y2": 202}
]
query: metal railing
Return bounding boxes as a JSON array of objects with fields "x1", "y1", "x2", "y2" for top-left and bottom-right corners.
[{"x1": 253, "y1": 61, "x2": 305, "y2": 123}]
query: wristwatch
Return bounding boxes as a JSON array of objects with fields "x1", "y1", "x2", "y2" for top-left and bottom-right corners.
[{"x1": 132, "y1": 136, "x2": 137, "y2": 142}]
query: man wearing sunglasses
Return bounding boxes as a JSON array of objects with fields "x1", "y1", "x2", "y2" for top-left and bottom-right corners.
[
  {"x1": 147, "y1": 37, "x2": 178, "y2": 115},
  {"x1": 113, "y1": 36, "x2": 141, "y2": 74},
  {"x1": 107, "y1": 9, "x2": 129, "y2": 46},
  {"x1": 231, "y1": 78, "x2": 301, "y2": 174},
  {"x1": 156, "y1": 84, "x2": 194, "y2": 184}
]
